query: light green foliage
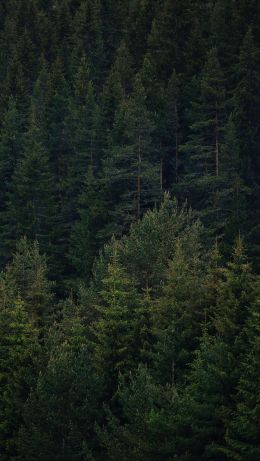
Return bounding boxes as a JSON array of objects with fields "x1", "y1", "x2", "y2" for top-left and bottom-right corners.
[
  {"x1": 0, "y1": 237, "x2": 54, "y2": 325},
  {"x1": 93, "y1": 246, "x2": 140, "y2": 392},
  {"x1": 0, "y1": 299, "x2": 39, "y2": 460}
]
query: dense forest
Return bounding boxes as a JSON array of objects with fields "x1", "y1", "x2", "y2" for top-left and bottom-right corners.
[{"x1": 0, "y1": 0, "x2": 259, "y2": 460}]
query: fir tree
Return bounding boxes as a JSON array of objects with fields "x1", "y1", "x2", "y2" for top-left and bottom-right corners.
[
  {"x1": 102, "y1": 74, "x2": 160, "y2": 233},
  {"x1": 18, "y1": 313, "x2": 102, "y2": 461},
  {"x1": 93, "y1": 247, "x2": 139, "y2": 394},
  {"x1": 1, "y1": 126, "x2": 57, "y2": 263},
  {"x1": 0, "y1": 97, "x2": 24, "y2": 215},
  {"x1": 224, "y1": 301, "x2": 260, "y2": 461},
  {"x1": 0, "y1": 299, "x2": 39, "y2": 460},
  {"x1": 68, "y1": 165, "x2": 109, "y2": 284},
  {"x1": 232, "y1": 28, "x2": 260, "y2": 268},
  {"x1": 180, "y1": 47, "x2": 226, "y2": 231},
  {"x1": 163, "y1": 69, "x2": 180, "y2": 186},
  {"x1": 152, "y1": 235, "x2": 206, "y2": 385},
  {"x1": 1, "y1": 237, "x2": 54, "y2": 325},
  {"x1": 65, "y1": 55, "x2": 101, "y2": 211}
]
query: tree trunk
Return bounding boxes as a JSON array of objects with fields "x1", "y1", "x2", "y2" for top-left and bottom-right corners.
[
  {"x1": 215, "y1": 106, "x2": 219, "y2": 177},
  {"x1": 137, "y1": 135, "x2": 141, "y2": 220}
]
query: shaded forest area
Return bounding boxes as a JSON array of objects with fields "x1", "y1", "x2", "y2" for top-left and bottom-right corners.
[{"x1": 0, "y1": 1, "x2": 259, "y2": 460}]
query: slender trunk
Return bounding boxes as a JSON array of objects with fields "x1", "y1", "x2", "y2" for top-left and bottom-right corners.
[
  {"x1": 90, "y1": 136, "x2": 93, "y2": 167},
  {"x1": 171, "y1": 359, "x2": 175, "y2": 386},
  {"x1": 137, "y1": 135, "x2": 141, "y2": 220},
  {"x1": 175, "y1": 102, "x2": 179, "y2": 182},
  {"x1": 160, "y1": 140, "x2": 163, "y2": 193},
  {"x1": 215, "y1": 106, "x2": 219, "y2": 177}
]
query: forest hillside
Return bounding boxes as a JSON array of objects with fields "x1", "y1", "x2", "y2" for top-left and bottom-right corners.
[{"x1": 0, "y1": 1, "x2": 259, "y2": 460}]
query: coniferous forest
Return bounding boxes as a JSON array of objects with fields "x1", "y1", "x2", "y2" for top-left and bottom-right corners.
[{"x1": 0, "y1": 1, "x2": 259, "y2": 460}]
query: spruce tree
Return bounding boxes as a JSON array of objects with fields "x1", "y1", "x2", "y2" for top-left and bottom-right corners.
[
  {"x1": 214, "y1": 238, "x2": 255, "y2": 341},
  {"x1": 65, "y1": 55, "x2": 101, "y2": 213},
  {"x1": 18, "y1": 313, "x2": 102, "y2": 461},
  {"x1": 0, "y1": 97, "x2": 23, "y2": 214},
  {"x1": 68, "y1": 165, "x2": 109, "y2": 284},
  {"x1": 1, "y1": 237, "x2": 54, "y2": 325},
  {"x1": 1, "y1": 126, "x2": 57, "y2": 263},
  {"x1": 98, "y1": 365, "x2": 178, "y2": 461},
  {"x1": 72, "y1": 0, "x2": 105, "y2": 85},
  {"x1": 93, "y1": 247, "x2": 140, "y2": 394},
  {"x1": 0, "y1": 299, "x2": 39, "y2": 460},
  {"x1": 232, "y1": 28, "x2": 260, "y2": 268},
  {"x1": 101, "y1": 66, "x2": 124, "y2": 133},
  {"x1": 224, "y1": 301, "x2": 260, "y2": 461},
  {"x1": 152, "y1": 234, "x2": 206, "y2": 385},
  {"x1": 180, "y1": 47, "x2": 226, "y2": 231},
  {"x1": 102, "y1": 74, "x2": 160, "y2": 233},
  {"x1": 178, "y1": 239, "x2": 259, "y2": 460},
  {"x1": 163, "y1": 69, "x2": 180, "y2": 186},
  {"x1": 30, "y1": 57, "x2": 51, "y2": 145},
  {"x1": 217, "y1": 115, "x2": 248, "y2": 243}
]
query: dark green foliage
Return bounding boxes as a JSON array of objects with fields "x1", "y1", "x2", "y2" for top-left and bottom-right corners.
[
  {"x1": 1, "y1": 126, "x2": 57, "y2": 263},
  {"x1": 18, "y1": 313, "x2": 103, "y2": 461},
  {"x1": 98, "y1": 366, "x2": 177, "y2": 461},
  {"x1": 180, "y1": 47, "x2": 226, "y2": 231},
  {"x1": 0, "y1": 97, "x2": 24, "y2": 213},
  {"x1": 68, "y1": 166, "x2": 109, "y2": 284},
  {"x1": 0, "y1": 237, "x2": 54, "y2": 325},
  {"x1": 0, "y1": 299, "x2": 39, "y2": 460},
  {"x1": 224, "y1": 303, "x2": 260, "y2": 461},
  {"x1": 0, "y1": 2, "x2": 259, "y2": 460},
  {"x1": 152, "y1": 236, "x2": 207, "y2": 385},
  {"x1": 92, "y1": 247, "x2": 140, "y2": 394},
  {"x1": 102, "y1": 74, "x2": 160, "y2": 233}
]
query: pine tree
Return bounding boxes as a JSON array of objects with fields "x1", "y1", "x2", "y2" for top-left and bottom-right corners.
[
  {"x1": 126, "y1": 0, "x2": 159, "y2": 68},
  {"x1": 232, "y1": 28, "x2": 260, "y2": 268},
  {"x1": 120, "y1": 195, "x2": 200, "y2": 292},
  {"x1": 1, "y1": 237, "x2": 54, "y2": 325},
  {"x1": 65, "y1": 55, "x2": 101, "y2": 212},
  {"x1": 163, "y1": 69, "x2": 180, "y2": 186},
  {"x1": 93, "y1": 247, "x2": 140, "y2": 394},
  {"x1": 210, "y1": 0, "x2": 239, "y2": 72},
  {"x1": 1, "y1": 126, "x2": 57, "y2": 263},
  {"x1": 47, "y1": 57, "x2": 69, "y2": 179},
  {"x1": 224, "y1": 301, "x2": 260, "y2": 461},
  {"x1": 180, "y1": 47, "x2": 226, "y2": 231},
  {"x1": 179, "y1": 332, "x2": 235, "y2": 461},
  {"x1": 152, "y1": 234, "x2": 207, "y2": 385},
  {"x1": 72, "y1": 0, "x2": 105, "y2": 85},
  {"x1": 0, "y1": 299, "x2": 39, "y2": 460},
  {"x1": 217, "y1": 115, "x2": 249, "y2": 246},
  {"x1": 3, "y1": 51, "x2": 29, "y2": 110},
  {"x1": 30, "y1": 56, "x2": 51, "y2": 145},
  {"x1": 0, "y1": 97, "x2": 24, "y2": 215},
  {"x1": 102, "y1": 74, "x2": 160, "y2": 233},
  {"x1": 101, "y1": 66, "x2": 124, "y2": 132},
  {"x1": 98, "y1": 365, "x2": 178, "y2": 461},
  {"x1": 214, "y1": 237, "x2": 257, "y2": 345},
  {"x1": 113, "y1": 40, "x2": 134, "y2": 98},
  {"x1": 18, "y1": 313, "x2": 102, "y2": 461},
  {"x1": 68, "y1": 165, "x2": 109, "y2": 284},
  {"x1": 232, "y1": 27, "x2": 259, "y2": 186},
  {"x1": 177, "y1": 239, "x2": 259, "y2": 460},
  {"x1": 147, "y1": 0, "x2": 193, "y2": 79}
]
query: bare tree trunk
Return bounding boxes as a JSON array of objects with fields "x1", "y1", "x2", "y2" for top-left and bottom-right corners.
[
  {"x1": 160, "y1": 141, "x2": 163, "y2": 193},
  {"x1": 175, "y1": 102, "x2": 179, "y2": 182},
  {"x1": 137, "y1": 135, "x2": 141, "y2": 220},
  {"x1": 90, "y1": 136, "x2": 93, "y2": 167},
  {"x1": 171, "y1": 359, "x2": 175, "y2": 386},
  {"x1": 215, "y1": 106, "x2": 219, "y2": 177}
]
